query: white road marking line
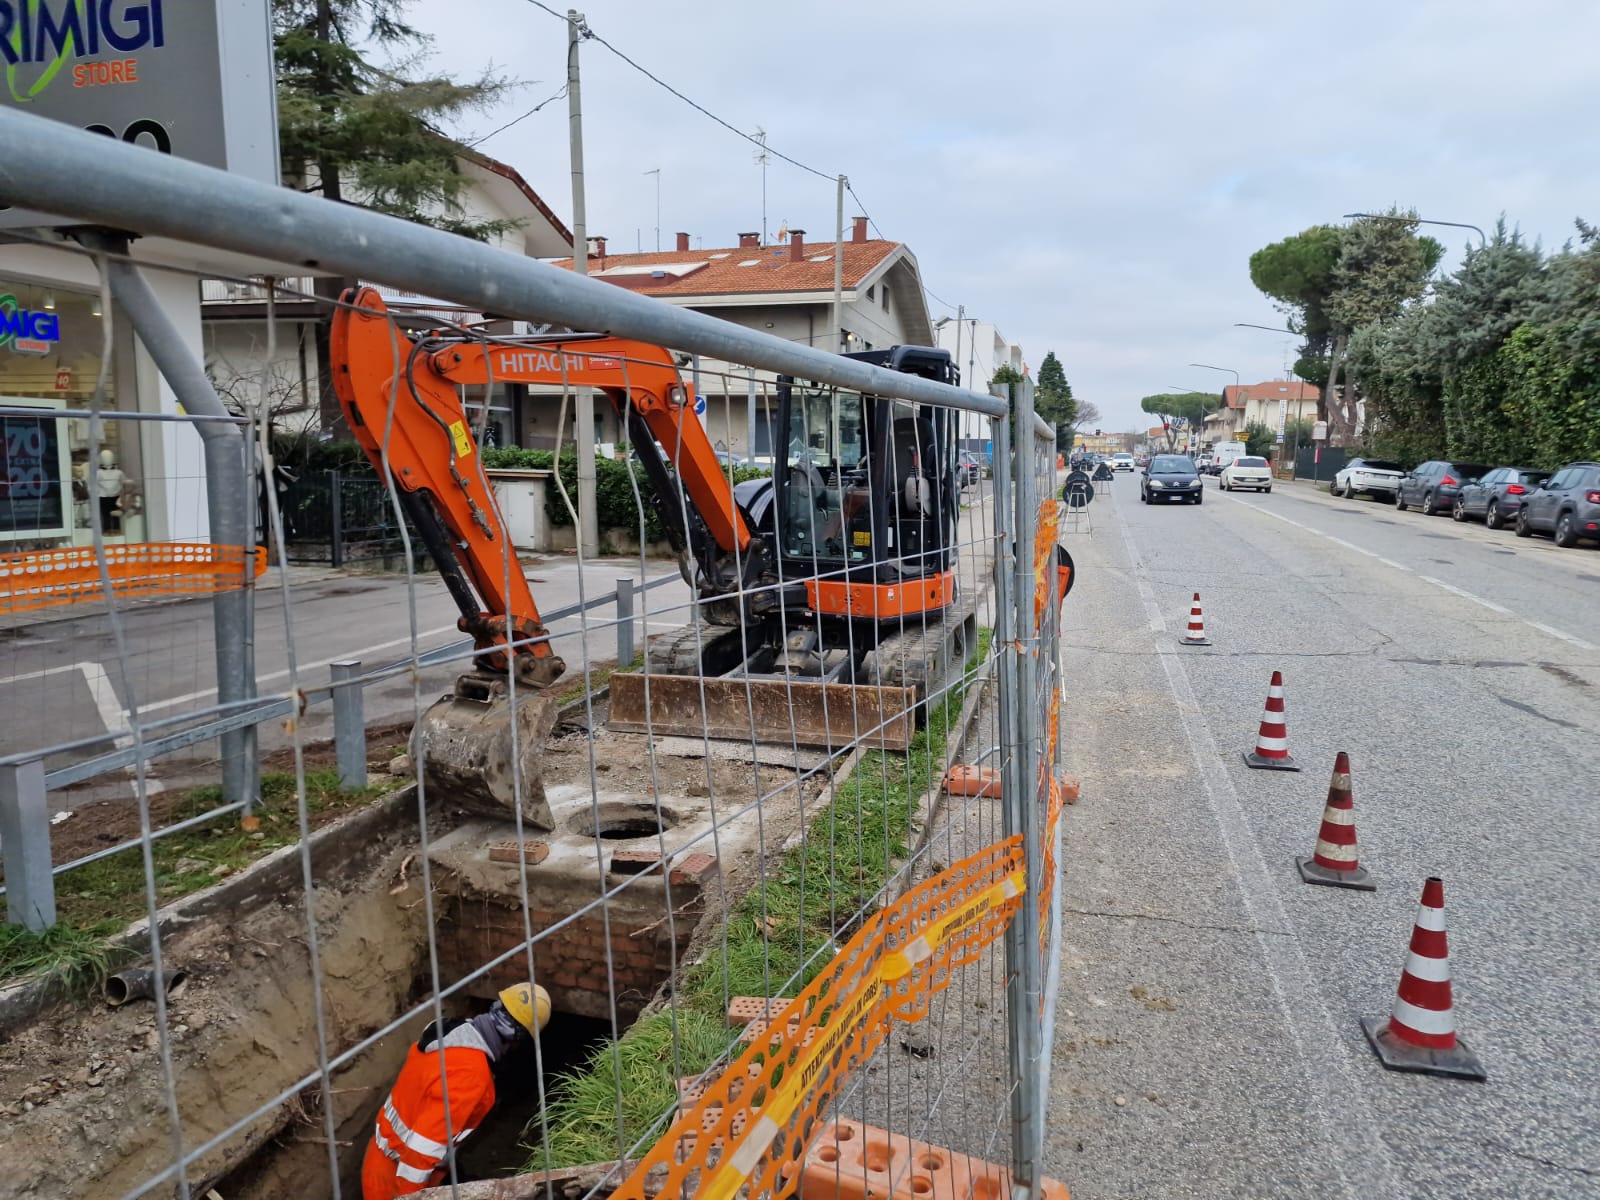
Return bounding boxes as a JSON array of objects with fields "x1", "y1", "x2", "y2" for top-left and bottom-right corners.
[
  {"x1": 139, "y1": 622, "x2": 466, "y2": 712},
  {"x1": 1526, "y1": 621, "x2": 1597, "y2": 651},
  {"x1": 1113, "y1": 507, "x2": 1405, "y2": 1199},
  {"x1": 1417, "y1": 576, "x2": 1515, "y2": 615},
  {"x1": 1228, "y1": 495, "x2": 1596, "y2": 652},
  {"x1": 0, "y1": 662, "x2": 164, "y2": 796}
]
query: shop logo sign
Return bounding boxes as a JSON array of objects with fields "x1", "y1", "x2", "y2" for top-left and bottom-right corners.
[
  {"x1": 1, "y1": 1, "x2": 166, "y2": 101},
  {"x1": 0, "y1": 293, "x2": 59, "y2": 354}
]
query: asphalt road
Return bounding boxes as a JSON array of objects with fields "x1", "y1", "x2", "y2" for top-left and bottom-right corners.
[{"x1": 1048, "y1": 473, "x2": 1599, "y2": 1199}]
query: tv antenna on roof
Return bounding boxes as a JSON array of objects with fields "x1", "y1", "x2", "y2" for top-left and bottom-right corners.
[{"x1": 753, "y1": 127, "x2": 769, "y2": 244}]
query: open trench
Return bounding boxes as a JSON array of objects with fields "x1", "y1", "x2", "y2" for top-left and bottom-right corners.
[{"x1": 0, "y1": 714, "x2": 822, "y2": 1199}]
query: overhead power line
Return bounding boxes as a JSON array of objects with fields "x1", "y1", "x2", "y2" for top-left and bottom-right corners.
[
  {"x1": 465, "y1": 84, "x2": 569, "y2": 148},
  {"x1": 520, "y1": 0, "x2": 831, "y2": 181}
]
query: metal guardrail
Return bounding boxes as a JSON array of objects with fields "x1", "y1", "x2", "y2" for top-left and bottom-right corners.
[{"x1": 0, "y1": 572, "x2": 677, "y2": 911}]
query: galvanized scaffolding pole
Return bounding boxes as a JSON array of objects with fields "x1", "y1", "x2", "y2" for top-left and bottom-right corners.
[
  {"x1": 0, "y1": 109, "x2": 1007, "y2": 423},
  {"x1": 92, "y1": 236, "x2": 260, "y2": 811},
  {"x1": 999, "y1": 376, "x2": 1044, "y2": 1200}
]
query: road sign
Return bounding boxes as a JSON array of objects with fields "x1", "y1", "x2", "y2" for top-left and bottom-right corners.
[
  {"x1": 1062, "y1": 471, "x2": 1094, "y2": 509},
  {"x1": 693, "y1": 393, "x2": 707, "y2": 417}
]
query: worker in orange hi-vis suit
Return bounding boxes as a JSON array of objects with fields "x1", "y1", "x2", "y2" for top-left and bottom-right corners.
[{"x1": 362, "y1": 983, "x2": 552, "y2": 1199}]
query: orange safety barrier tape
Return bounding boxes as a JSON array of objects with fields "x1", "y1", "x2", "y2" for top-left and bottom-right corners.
[
  {"x1": 607, "y1": 838, "x2": 1026, "y2": 1200},
  {"x1": 0, "y1": 543, "x2": 267, "y2": 614}
]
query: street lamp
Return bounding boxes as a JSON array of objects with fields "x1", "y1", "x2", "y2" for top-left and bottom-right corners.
[
  {"x1": 1344, "y1": 212, "x2": 1487, "y2": 248},
  {"x1": 1188, "y1": 362, "x2": 1239, "y2": 387}
]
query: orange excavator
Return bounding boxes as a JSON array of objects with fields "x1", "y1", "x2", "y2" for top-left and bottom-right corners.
[{"x1": 329, "y1": 288, "x2": 1000, "y2": 826}]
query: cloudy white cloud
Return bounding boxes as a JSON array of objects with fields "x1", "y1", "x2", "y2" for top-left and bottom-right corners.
[{"x1": 413, "y1": 0, "x2": 1600, "y2": 430}]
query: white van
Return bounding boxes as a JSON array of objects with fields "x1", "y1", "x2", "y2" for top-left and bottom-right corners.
[{"x1": 1210, "y1": 441, "x2": 1246, "y2": 475}]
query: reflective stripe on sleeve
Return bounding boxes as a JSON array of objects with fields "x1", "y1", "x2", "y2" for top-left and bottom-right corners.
[{"x1": 384, "y1": 1098, "x2": 448, "y2": 1160}]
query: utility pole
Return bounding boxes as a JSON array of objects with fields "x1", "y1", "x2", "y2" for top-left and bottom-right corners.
[
  {"x1": 567, "y1": 9, "x2": 598, "y2": 557},
  {"x1": 833, "y1": 175, "x2": 846, "y2": 352}
]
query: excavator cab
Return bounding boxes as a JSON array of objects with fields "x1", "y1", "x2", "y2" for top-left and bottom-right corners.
[{"x1": 773, "y1": 347, "x2": 961, "y2": 596}]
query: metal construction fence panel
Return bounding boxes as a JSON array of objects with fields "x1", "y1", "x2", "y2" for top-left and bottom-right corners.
[{"x1": 0, "y1": 110, "x2": 1068, "y2": 1200}]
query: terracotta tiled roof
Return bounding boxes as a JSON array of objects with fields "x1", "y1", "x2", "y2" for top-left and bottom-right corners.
[
  {"x1": 1221, "y1": 381, "x2": 1320, "y2": 410},
  {"x1": 552, "y1": 239, "x2": 904, "y2": 298}
]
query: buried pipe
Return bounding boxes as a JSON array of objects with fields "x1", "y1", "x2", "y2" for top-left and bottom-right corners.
[{"x1": 105, "y1": 967, "x2": 188, "y2": 1007}]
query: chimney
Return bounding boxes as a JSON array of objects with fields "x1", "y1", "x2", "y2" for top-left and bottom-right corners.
[
  {"x1": 738, "y1": 231, "x2": 760, "y2": 248},
  {"x1": 789, "y1": 229, "x2": 806, "y2": 262},
  {"x1": 587, "y1": 235, "x2": 607, "y2": 259},
  {"x1": 675, "y1": 231, "x2": 690, "y2": 253},
  {"x1": 851, "y1": 216, "x2": 868, "y2": 243}
]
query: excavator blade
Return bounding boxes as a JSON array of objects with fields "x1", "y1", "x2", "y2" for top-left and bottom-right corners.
[
  {"x1": 606, "y1": 673, "x2": 917, "y2": 751},
  {"x1": 417, "y1": 677, "x2": 562, "y2": 830}
]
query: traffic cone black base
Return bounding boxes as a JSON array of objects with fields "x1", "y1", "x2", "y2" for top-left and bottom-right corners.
[
  {"x1": 1295, "y1": 855, "x2": 1375, "y2": 891},
  {"x1": 1361, "y1": 1017, "x2": 1487, "y2": 1081},
  {"x1": 1243, "y1": 750, "x2": 1300, "y2": 771}
]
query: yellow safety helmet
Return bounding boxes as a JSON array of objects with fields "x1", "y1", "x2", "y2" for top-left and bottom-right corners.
[{"x1": 497, "y1": 982, "x2": 552, "y2": 1036}]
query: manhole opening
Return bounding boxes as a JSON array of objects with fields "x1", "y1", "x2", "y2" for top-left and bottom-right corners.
[{"x1": 568, "y1": 801, "x2": 678, "y2": 841}]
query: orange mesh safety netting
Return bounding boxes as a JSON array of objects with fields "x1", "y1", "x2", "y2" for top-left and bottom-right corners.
[
  {"x1": 0, "y1": 543, "x2": 267, "y2": 614},
  {"x1": 608, "y1": 838, "x2": 1026, "y2": 1200},
  {"x1": 1032, "y1": 497, "x2": 1062, "y2": 632}
]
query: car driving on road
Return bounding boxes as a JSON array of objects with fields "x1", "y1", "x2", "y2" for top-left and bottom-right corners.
[
  {"x1": 1453, "y1": 466, "x2": 1552, "y2": 529},
  {"x1": 1516, "y1": 462, "x2": 1600, "y2": 547},
  {"x1": 1334, "y1": 457, "x2": 1404, "y2": 501},
  {"x1": 1141, "y1": 454, "x2": 1203, "y2": 504},
  {"x1": 1112, "y1": 452, "x2": 1136, "y2": 472},
  {"x1": 1396, "y1": 460, "x2": 1491, "y2": 516},
  {"x1": 1219, "y1": 455, "x2": 1273, "y2": 492}
]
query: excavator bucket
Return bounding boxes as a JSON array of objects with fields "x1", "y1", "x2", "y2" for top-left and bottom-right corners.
[
  {"x1": 416, "y1": 677, "x2": 562, "y2": 830},
  {"x1": 606, "y1": 674, "x2": 918, "y2": 752}
]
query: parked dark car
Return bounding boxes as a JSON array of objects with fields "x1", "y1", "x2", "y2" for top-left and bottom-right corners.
[
  {"x1": 1140, "y1": 454, "x2": 1203, "y2": 505},
  {"x1": 1395, "y1": 460, "x2": 1491, "y2": 515},
  {"x1": 1516, "y1": 462, "x2": 1600, "y2": 548},
  {"x1": 1453, "y1": 467, "x2": 1553, "y2": 529}
]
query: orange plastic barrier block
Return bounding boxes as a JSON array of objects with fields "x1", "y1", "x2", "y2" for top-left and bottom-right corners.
[
  {"x1": 942, "y1": 765, "x2": 1001, "y2": 798},
  {"x1": 0, "y1": 542, "x2": 266, "y2": 614},
  {"x1": 801, "y1": 1120, "x2": 1070, "y2": 1200}
]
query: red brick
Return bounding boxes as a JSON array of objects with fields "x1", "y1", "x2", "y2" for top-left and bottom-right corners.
[
  {"x1": 483, "y1": 838, "x2": 553, "y2": 870},
  {"x1": 727, "y1": 996, "x2": 781, "y2": 1027},
  {"x1": 668, "y1": 853, "x2": 720, "y2": 888}
]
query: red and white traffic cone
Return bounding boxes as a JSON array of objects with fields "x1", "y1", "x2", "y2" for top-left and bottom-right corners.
[
  {"x1": 1362, "y1": 877, "x2": 1486, "y2": 1080},
  {"x1": 1295, "y1": 751, "x2": 1375, "y2": 890},
  {"x1": 1179, "y1": 592, "x2": 1211, "y2": 646},
  {"x1": 1242, "y1": 670, "x2": 1300, "y2": 770}
]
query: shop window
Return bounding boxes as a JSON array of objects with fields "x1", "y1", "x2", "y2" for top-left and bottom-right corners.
[{"x1": 1, "y1": 279, "x2": 145, "y2": 545}]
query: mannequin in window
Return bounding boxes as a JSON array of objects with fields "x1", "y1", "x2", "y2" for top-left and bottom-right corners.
[{"x1": 97, "y1": 448, "x2": 127, "y2": 534}]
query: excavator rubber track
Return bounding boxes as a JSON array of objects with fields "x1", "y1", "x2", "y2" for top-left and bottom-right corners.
[{"x1": 606, "y1": 597, "x2": 977, "y2": 752}]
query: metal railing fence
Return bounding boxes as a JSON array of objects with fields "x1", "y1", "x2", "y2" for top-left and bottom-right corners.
[{"x1": 0, "y1": 108, "x2": 1066, "y2": 1200}]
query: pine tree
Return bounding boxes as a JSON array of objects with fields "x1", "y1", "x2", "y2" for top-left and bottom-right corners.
[
  {"x1": 273, "y1": 0, "x2": 516, "y2": 427},
  {"x1": 1034, "y1": 351, "x2": 1076, "y2": 449}
]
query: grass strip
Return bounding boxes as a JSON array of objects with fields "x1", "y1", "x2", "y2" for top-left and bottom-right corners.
[
  {"x1": 0, "y1": 768, "x2": 389, "y2": 991},
  {"x1": 525, "y1": 628, "x2": 993, "y2": 1169}
]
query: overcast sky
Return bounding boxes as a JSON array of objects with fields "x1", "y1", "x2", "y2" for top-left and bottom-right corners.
[{"x1": 413, "y1": 0, "x2": 1600, "y2": 432}]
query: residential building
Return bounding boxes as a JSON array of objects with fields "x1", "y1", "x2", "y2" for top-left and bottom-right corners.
[
  {"x1": 1201, "y1": 379, "x2": 1320, "y2": 446},
  {"x1": 201, "y1": 149, "x2": 574, "y2": 447},
  {"x1": 547, "y1": 218, "x2": 934, "y2": 460},
  {"x1": 932, "y1": 318, "x2": 1027, "y2": 454},
  {"x1": 1074, "y1": 434, "x2": 1125, "y2": 457}
]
